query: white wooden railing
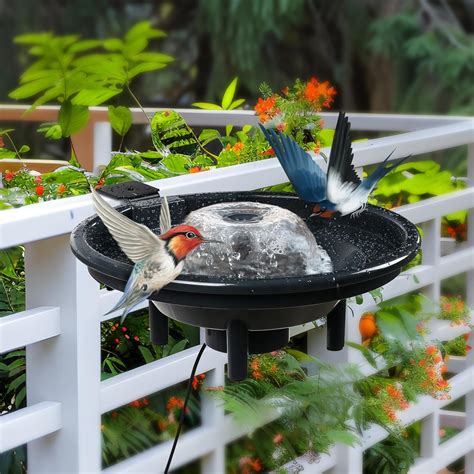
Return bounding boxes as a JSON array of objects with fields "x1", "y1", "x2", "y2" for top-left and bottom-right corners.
[{"x1": 0, "y1": 107, "x2": 473, "y2": 474}]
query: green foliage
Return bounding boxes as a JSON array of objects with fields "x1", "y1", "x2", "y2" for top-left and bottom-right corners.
[
  {"x1": 9, "y1": 21, "x2": 173, "y2": 141},
  {"x1": 193, "y1": 77, "x2": 245, "y2": 111},
  {"x1": 214, "y1": 351, "x2": 363, "y2": 471},
  {"x1": 369, "y1": 8, "x2": 474, "y2": 115},
  {"x1": 107, "y1": 106, "x2": 132, "y2": 137}
]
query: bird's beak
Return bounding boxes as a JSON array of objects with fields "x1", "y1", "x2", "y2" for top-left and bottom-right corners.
[{"x1": 202, "y1": 238, "x2": 224, "y2": 244}]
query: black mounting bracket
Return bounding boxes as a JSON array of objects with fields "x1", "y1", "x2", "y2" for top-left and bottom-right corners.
[{"x1": 97, "y1": 181, "x2": 161, "y2": 202}]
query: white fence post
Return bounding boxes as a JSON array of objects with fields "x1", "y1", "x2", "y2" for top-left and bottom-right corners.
[
  {"x1": 464, "y1": 144, "x2": 474, "y2": 474},
  {"x1": 25, "y1": 235, "x2": 102, "y2": 473}
]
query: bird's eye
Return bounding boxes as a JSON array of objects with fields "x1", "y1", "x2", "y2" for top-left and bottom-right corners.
[
  {"x1": 320, "y1": 207, "x2": 327, "y2": 213},
  {"x1": 185, "y1": 231, "x2": 196, "y2": 239},
  {"x1": 141, "y1": 284, "x2": 148, "y2": 292}
]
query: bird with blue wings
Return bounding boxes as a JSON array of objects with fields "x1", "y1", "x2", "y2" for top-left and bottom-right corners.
[{"x1": 260, "y1": 112, "x2": 410, "y2": 218}]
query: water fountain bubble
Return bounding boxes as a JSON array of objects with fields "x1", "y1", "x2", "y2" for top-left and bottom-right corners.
[{"x1": 183, "y1": 201, "x2": 333, "y2": 279}]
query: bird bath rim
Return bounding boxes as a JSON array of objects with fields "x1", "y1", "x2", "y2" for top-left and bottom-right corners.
[{"x1": 71, "y1": 191, "x2": 420, "y2": 297}]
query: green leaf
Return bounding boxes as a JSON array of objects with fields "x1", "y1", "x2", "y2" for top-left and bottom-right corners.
[
  {"x1": 221, "y1": 77, "x2": 238, "y2": 109},
  {"x1": 192, "y1": 102, "x2": 222, "y2": 110},
  {"x1": 125, "y1": 21, "x2": 165, "y2": 42},
  {"x1": 0, "y1": 149, "x2": 17, "y2": 158},
  {"x1": 68, "y1": 39, "x2": 101, "y2": 53},
  {"x1": 161, "y1": 154, "x2": 192, "y2": 174},
  {"x1": 318, "y1": 128, "x2": 335, "y2": 147},
  {"x1": 37, "y1": 123, "x2": 63, "y2": 140},
  {"x1": 376, "y1": 309, "x2": 418, "y2": 345},
  {"x1": 128, "y1": 62, "x2": 166, "y2": 79},
  {"x1": 355, "y1": 295, "x2": 364, "y2": 305},
  {"x1": 18, "y1": 145, "x2": 30, "y2": 154},
  {"x1": 69, "y1": 148, "x2": 81, "y2": 168},
  {"x1": 138, "y1": 345, "x2": 155, "y2": 364},
  {"x1": 168, "y1": 339, "x2": 188, "y2": 355},
  {"x1": 346, "y1": 342, "x2": 378, "y2": 368},
  {"x1": 14, "y1": 32, "x2": 52, "y2": 45},
  {"x1": 103, "y1": 38, "x2": 123, "y2": 51},
  {"x1": 9, "y1": 76, "x2": 57, "y2": 100},
  {"x1": 327, "y1": 429, "x2": 358, "y2": 446},
  {"x1": 108, "y1": 106, "x2": 132, "y2": 137},
  {"x1": 198, "y1": 129, "x2": 221, "y2": 145},
  {"x1": 72, "y1": 88, "x2": 121, "y2": 106},
  {"x1": 132, "y1": 52, "x2": 174, "y2": 63},
  {"x1": 229, "y1": 98, "x2": 245, "y2": 109},
  {"x1": 58, "y1": 102, "x2": 90, "y2": 137}
]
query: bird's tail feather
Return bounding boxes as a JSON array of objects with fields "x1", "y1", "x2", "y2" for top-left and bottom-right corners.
[
  {"x1": 363, "y1": 151, "x2": 412, "y2": 190},
  {"x1": 104, "y1": 288, "x2": 150, "y2": 323}
]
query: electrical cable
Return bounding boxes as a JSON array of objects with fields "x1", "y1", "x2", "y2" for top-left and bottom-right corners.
[{"x1": 164, "y1": 343, "x2": 207, "y2": 474}]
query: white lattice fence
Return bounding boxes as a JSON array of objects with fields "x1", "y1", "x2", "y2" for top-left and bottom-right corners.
[{"x1": 0, "y1": 108, "x2": 472, "y2": 474}]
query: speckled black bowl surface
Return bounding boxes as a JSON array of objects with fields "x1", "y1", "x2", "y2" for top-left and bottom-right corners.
[{"x1": 71, "y1": 191, "x2": 420, "y2": 301}]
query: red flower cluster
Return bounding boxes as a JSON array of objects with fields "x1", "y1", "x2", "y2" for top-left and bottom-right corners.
[
  {"x1": 129, "y1": 398, "x2": 149, "y2": 409},
  {"x1": 239, "y1": 456, "x2": 263, "y2": 474},
  {"x1": 446, "y1": 223, "x2": 467, "y2": 242},
  {"x1": 167, "y1": 396, "x2": 188, "y2": 413},
  {"x1": 4, "y1": 170, "x2": 14, "y2": 182},
  {"x1": 192, "y1": 373, "x2": 206, "y2": 390}
]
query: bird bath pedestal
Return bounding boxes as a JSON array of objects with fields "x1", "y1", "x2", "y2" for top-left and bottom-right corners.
[{"x1": 71, "y1": 184, "x2": 420, "y2": 381}]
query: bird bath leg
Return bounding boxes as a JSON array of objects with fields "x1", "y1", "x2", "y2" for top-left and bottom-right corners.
[
  {"x1": 326, "y1": 299, "x2": 346, "y2": 351},
  {"x1": 227, "y1": 320, "x2": 248, "y2": 381},
  {"x1": 149, "y1": 302, "x2": 169, "y2": 345}
]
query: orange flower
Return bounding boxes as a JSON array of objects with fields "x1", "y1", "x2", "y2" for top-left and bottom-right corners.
[
  {"x1": 4, "y1": 170, "x2": 14, "y2": 182},
  {"x1": 386, "y1": 385, "x2": 402, "y2": 400},
  {"x1": 35, "y1": 185, "x2": 44, "y2": 196},
  {"x1": 313, "y1": 140, "x2": 321, "y2": 154},
  {"x1": 57, "y1": 183, "x2": 67, "y2": 194},
  {"x1": 129, "y1": 400, "x2": 141, "y2": 408},
  {"x1": 426, "y1": 346, "x2": 437, "y2": 355},
  {"x1": 189, "y1": 166, "x2": 202, "y2": 173},
  {"x1": 303, "y1": 77, "x2": 336, "y2": 108},
  {"x1": 252, "y1": 370, "x2": 264, "y2": 380},
  {"x1": 250, "y1": 359, "x2": 260, "y2": 371},
  {"x1": 232, "y1": 142, "x2": 245, "y2": 154},
  {"x1": 254, "y1": 96, "x2": 278, "y2": 123}
]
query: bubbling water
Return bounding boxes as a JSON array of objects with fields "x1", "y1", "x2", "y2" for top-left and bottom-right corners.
[{"x1": 183, "y1": 201, "x2": 332, "y2": 279}]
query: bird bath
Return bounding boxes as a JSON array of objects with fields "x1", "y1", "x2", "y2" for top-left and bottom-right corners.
[{"x1": 71, "y1": 185, "x2": 420, "y2": 380}]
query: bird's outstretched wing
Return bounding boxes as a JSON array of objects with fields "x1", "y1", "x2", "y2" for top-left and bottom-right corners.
[
  {"x1": 326, "y1": 112, "x2": 361, "y2": 205},
  {"x1": 159, "y1": 196, "x2": 172, "y2": 233},
  {"x1": 260, "y1": 125, "x2": 327, "y2": 202},
  {"x1": 91, "y1": 188, "x2": 163, "y2": 263}
]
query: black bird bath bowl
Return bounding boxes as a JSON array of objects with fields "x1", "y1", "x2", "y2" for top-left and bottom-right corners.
[{"x1": 71, "y1": 187, "x2": 420, "y2": 380}]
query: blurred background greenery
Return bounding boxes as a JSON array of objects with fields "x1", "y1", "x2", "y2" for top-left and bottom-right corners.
[
  {"x1": 0, "y1": 0, "x2": 472, "y2": 172},
  {"x1": 2, "y1": 0, "x2": 472, "y2": 112}
]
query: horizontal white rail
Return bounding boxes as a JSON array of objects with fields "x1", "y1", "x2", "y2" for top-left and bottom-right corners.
[
  {"x1": 409, "y1": 426, "x2": 474, "y2": 473},
  {"x1": 0, "y1": 401, "x2": 61, "y2": 453},
  {"x1": 0, "y1": 307, "x2": 60, "y2": 353},
  {"x1": 0, "y1": 119, "x2": 472, "y2": 249},
  {"x1": 1, "y1": 104, "x2": 471, "y2": 131},
  {"x1": 100, "y1": 345, "x2": 226, "y2": 413},
  {"x1": 439, "y1": 410, "x2": 466, "y2": 430},
  {"x1": 361, "y1": 366, "x2": 474, "y2": 450},
  {"x1": 396, "y1": 187, "x2": 474, "y2": 224}
]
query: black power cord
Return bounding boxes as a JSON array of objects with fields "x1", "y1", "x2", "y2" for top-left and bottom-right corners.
[{"x1": 164, "y1": 343, "x2": 207, "y2": 474}]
